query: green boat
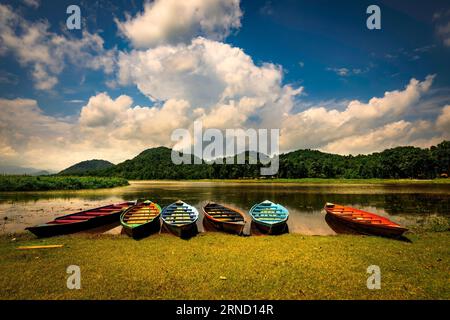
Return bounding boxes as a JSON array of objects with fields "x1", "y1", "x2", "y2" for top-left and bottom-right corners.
[{"x1": 120, "y1": 200, "x2": 161, "y2": 239}]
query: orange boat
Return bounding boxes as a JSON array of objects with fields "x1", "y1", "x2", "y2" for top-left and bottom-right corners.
[{"x1": 324, "y1": 203, "x2": 408, "y2": 238}]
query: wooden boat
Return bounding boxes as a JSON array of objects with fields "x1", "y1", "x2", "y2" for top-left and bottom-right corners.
[
  {"x1": 26, "y1": 201, "x2": 136, "y2": 238},
  {"x1": 324, "y1": 203, "x2": 408, "y2": 238},
  {"x1": 120, "y1": 200, "x2": 161, "y2": 239},
  {"x1": 161, "y1": 200, "x2": 199, "y2": 238},
  {"x1": 202, "y1": 202, "x2": 246, "y2": 235},
  {"x1": 249, "y1": 200, "x2": 289, "y2": 234}
]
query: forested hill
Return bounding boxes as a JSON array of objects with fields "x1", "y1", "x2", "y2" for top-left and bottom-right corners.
[
  {"x1": 279, "y1": 141, "x2": 449, "y2": 179},
  {"x1": 100, "y1": 147, "x2": 211, "y2": 179},
  {"x1": 83, "y1": 141, "x2": 450, "y2": 179},
  {"x1": 59, "y1": 159, "x2": 115, "y2": 175}
]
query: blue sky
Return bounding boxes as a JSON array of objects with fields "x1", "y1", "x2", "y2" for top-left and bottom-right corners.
[
  {"x1": 0, "y1": 0, "x2": 449, "y2": 170},
  {"x1": 1, "y1": 0, "x2": 449, "y2": 114}
]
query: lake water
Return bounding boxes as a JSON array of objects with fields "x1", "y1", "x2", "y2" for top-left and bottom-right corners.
[{"x1": 0, "y1": 181, "x2": 449, "y2": 235}]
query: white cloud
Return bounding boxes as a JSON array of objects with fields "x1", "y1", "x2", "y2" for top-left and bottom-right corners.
[
  {"x1": 79, "y1": 93, "x2": 193, "y2": 147},
  {"x1": 0, "y1": 94, "x2": 194, "y2": 170},
  {"x1": 280, "y1": 75, "x2": 440, "y2": 154},
  {"x1": 0, "y1": 75, "x2": 448, "y2": 170},
  {"x1": 436, "y1": 105, "x2": 450, "y2": 134},
  {"x1": 327, "y1": 67, "x2": 350, "y2": 77},
  {"x1": 118, "y1": 37, "x2": 302, "y2": 128},
  {"x1": 22, "y1": 0, "x2": 40, "y2": 8},
  {"x1": 321, "y1": 120, "x2": 435, "y2": 155},
  {"x1": 0, "y1": 98, "x2": 73, "y2": 169},
  {"x1": 116, "y1": 0, "x2": 242, "y2": 48},
  {"x1": 327, "y1": 66, "x2": 371, "y2": 77},
  {"x1": 433, "y1": 10, "x2": 450, "y2": 47},
  {"x1": 80, "y1": 93, "x2": 133, "y2": 127},
  {"x1": 437, "y1": 22, "x2": 450, "y2": 46},
  {"x1": 0, "y1": 4, "x2": 116, "y2": 90}
]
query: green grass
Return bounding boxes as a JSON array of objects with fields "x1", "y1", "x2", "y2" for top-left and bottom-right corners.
[
  {"x1": 0, "y1": 232, "x2": 448, "y2": 300},
  {"x1": 170, "y1": 178, "x2": 450, "y2": 185},
  {"x1": 0, "y1": 175, "x2": 129, "y2": 192}
]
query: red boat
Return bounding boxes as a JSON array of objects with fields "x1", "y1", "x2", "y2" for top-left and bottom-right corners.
[
  {"x1": 324, "y1": 203, "x2": 408, "y2": 238},
  {"x1": 26, "y1": 201, "x2": 136, "y2": 238}
]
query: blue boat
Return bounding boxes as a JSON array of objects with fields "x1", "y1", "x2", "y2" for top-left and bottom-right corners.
[
  {"x1": 161, "y1": 200, "x2": 199, "y2": 238},
  {"x1": 249, "y1": 200, "x2": 289, "y2": 234}
]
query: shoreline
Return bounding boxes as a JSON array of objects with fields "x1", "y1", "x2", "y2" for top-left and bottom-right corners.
[
  {"x1": 0, "y1": 178, "x2": 449, "y2": 194},
  {"x1": 129, "y1": 178, "x2": 450, "y2": 186}
]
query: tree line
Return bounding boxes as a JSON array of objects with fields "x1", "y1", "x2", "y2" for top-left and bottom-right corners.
[{"x1": 83, "y1": 141, "x2": 450, "y2": 180}]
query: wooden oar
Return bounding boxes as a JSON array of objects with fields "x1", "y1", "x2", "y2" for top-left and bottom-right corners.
[{"x1": 17, "y1": 245, "x2": 64, "y2": 250}]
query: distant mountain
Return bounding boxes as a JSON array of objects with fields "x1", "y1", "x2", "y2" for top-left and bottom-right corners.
[
  {"x1": 59, "y1": 159, "x2": 115, "y2": 175},
  {"x1": 0, "y1": 165, "x2": 53, "y2": 175}
]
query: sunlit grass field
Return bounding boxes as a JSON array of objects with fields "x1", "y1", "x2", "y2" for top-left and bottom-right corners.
[{"x1": 0, "y1": 232, "x2": 448, "y2": 300}]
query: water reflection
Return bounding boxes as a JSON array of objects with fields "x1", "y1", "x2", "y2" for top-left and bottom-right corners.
[{"x1": 0, "y1": 181, "x2": 449, "y2": 235}]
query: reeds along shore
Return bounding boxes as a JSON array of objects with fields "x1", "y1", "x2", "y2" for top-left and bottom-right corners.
[{"x1": 0, "y1": 175, "x2": 129, "y2": 192}]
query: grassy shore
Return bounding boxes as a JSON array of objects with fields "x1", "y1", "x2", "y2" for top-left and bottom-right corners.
[
  {"x1": 0, "y1": 232, "x2": 448, "y2": 300},
  {"x1": 0, "y1": 175, "x2": 129, "y2": 192}
]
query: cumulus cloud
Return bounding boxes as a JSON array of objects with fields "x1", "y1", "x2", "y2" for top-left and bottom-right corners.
[
  {"x1": 80, "y1": 93, "x2": 133, "y2": 127},
  {"x1": 0, "y1": 98, "x2": 73, "y2": 168},
  {"x1": 79, "y1": 93, "x2": 192, "y2": 145},
  {"x1": 0, "y1": 74, "x2": 448, "y2": 169},
  {"x1": 117, "y1": 37, "x2": 302, "y2": 129},
  {"x1": 280, "y1": 75, "x2": 442, "y2": 154},
  {"x1": 0, "y1": 4, "x2": 116, "y2": 90},
  {"x1": 322, "y1": 120, "x2": 436, "y2": 155},
  {"x1": 116, "y1": 0, "x2": 242, "y2": 48},
  {"x1": 436, "y1": 105, "x2": 450, "y2": 134},
  {"x1": 0, "y1": 94, "x2": 194, "y2": 170}
]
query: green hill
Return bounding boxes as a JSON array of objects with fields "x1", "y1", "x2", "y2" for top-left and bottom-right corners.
[
  {"x1": 100, "y1": 147, "x2": 211, "y2": 179},
  {"x1": 75, "y1": 141, "x2": 450, "y2": 180},
  {"x1": 279, "y1": 143, "x2": 449, "y2": 179},
  {"x1": 59, "y1": 159, "x2": 115, "y2": 175}
]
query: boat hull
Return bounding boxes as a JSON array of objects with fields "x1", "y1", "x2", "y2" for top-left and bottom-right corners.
[
  {"x1": 161, "y1": 200, "x2": 199, "y2": 239},
  {"x1": 324, "y1": 204, "x2": 407, "y2": 238},
  {"x1": 26, "y1": 211, "x2": 122, "y2": 238},
  {"x1": 120, "y1": 201, "x2": 161, "y2": 239},
  {"x1": 163, "y1": 221, "x2": 198, "y2": 238},
  {"x1": 203, "y1": 216, "x2": 245, "y2": 235},
  {"x1": 326, "y1": 213, "x2": 406, "y2": 237},
  {"x1": 249, "y1": 200, "x2": 289, "y2": 235},
  {"x1": 252, "y1": 220, "x2": 288, "y2": 235},
  {"x1": 123, "y1": 218, "x2": 161, "y2": 239}
]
